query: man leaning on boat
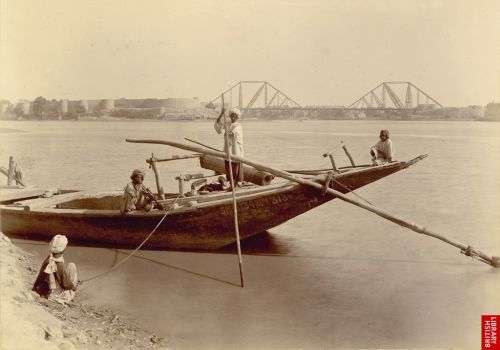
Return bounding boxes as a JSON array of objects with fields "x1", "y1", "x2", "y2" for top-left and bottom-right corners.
[{"x1": 120, "y1": 169, "x2": 156, "y2": 214}]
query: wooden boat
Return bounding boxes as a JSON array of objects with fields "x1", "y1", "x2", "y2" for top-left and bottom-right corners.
[{"x1": 0, "y1": 153, "x2": 426, "y2": 250}]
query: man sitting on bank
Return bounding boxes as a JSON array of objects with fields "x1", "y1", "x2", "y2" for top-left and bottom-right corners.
[
  {"x1": 120, "y1": 169, "x2": 157, "y2": 214},
  {"x1": 214, "y1": 107, "x2": 244, "y2": 190},
  {"x1": 370, "y1": 129, "x2": 395, "y2": 165},
  {"x1": 32, "y1": 234, "x2": 78, "y2": 304}
]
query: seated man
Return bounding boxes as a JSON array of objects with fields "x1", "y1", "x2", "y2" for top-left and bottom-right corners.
[
  {"x1": 370, "y1": 129, "x2": 395, "y2": 165},
  {"x1": 120, "y1": 169, "x2": 154, "y2": 214},
  {"x1": 32, "y1": 234, "x2": 78, "y2": 304}
]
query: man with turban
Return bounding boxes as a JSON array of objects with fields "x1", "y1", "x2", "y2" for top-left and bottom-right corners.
[
  {"x1": 214, "y1": 107, "x2": 244, "y2": 190},
  {"x1": 32, "y1": 235, "x2": 78, "y2": 304},
  {"x1": 120, "y1": 169, "x2": 154, "y2": 214},
  {"x1": 370, "y1": 129, "x2": 395, "y2": 165}
]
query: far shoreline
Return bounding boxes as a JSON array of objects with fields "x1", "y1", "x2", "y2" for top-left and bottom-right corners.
[{"x1": 1, "y1": 116, "x2": 499, "y2": 123}]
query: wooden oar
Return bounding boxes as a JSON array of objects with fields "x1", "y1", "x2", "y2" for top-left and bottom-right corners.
[{"x1": 125, "y1": 138, "x2": 499, "y2": 268}]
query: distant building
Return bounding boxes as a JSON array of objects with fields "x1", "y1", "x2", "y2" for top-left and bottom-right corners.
[
  {"x1": 79, "y1": 100, "x2": 89, "y2": 112},
  {"x1": 484, "y1": 102, "x2": 500, "y2": 120},
  {"x1": 60, "y1": 99, "x2": 68, "y2": 114},
  {"x1": 21, "y1": 101, "x2": 31, "y2": 115}
]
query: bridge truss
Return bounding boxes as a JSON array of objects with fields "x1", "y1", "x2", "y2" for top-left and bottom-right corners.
[
  {"x1": 210, "y1": 81, "x2": 302, "y2": 110},
  {"x1": 348, "y1": 81, "x2": 443, "y2": 110}
]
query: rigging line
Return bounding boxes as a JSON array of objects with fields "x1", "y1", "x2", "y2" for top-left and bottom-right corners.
[
  {"x1": 330, "y1": 177, "x2": 374, "y2": 205},
  {"x1": 79, "y1": 195, "x2": 181, "y2": 287},
  {"x1": 323, "y1": 143, "x2": 344, "y2": 155}
]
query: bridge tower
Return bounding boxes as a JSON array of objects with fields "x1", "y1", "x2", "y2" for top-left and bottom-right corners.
[
  {"x1": 210, "y1": 81, "x2": 301, "y2": 111},
  {"x1": 348, "y1": 82, "x2": 442, "y2": 110}
]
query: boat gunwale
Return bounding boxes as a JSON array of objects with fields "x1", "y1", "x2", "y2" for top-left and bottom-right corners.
[
  {"x1": 0, "y1": 157, "x2": 420, "y2": 216},
  {"x1": 0, "y1": 182, "x2": 300, "y2": 215}
]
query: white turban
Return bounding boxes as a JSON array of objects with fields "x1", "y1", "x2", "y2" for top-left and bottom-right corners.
[
  {"x1": 49, "y1": 234, "x2": 68, "y2": 254},
  {"x1": 229, "y1": 108, "x2": 241, "y2": 120}
]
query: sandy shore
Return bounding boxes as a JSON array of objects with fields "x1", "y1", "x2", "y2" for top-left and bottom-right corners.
[{"x1": 0, "y1": 233, "x2": 168, "y2": 350}]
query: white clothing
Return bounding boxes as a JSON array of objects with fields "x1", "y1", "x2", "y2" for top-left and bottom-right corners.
[
  {"x1": 372, "y1": 139, "x2": 394, "y2": 160},
  {"x1": 49, "y1": 235, "x2": 68, "y2": 253},
  {"x1": 214, "y1": 120, "x2": 244, "y2": 157}
]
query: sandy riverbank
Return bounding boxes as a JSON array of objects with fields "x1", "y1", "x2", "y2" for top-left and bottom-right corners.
[{"x1": 0, "y1": 233, "x2": 168, "y2": 350}]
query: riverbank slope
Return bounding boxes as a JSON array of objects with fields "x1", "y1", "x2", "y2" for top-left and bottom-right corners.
[{"x1": 0, "y1": 233, "x2": 168, "y2": 349}]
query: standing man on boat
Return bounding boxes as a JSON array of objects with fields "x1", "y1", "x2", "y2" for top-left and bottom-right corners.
[
  {"x1": 120, "y1": 169, "x2": 154, "y2": 214},
  {"x1": 370, "y1": 129, "x2": 394, "y2": 165},
  {"x1": 214, "y1": 107, "x2": 244, "y2": 189},
  {"x1": 32, "y1": 234, "x2": 78, "y2": 304}
]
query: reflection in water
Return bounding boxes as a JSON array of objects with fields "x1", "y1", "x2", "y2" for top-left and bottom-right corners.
[{"x1": 217, "y1": 231, "x2": 292, "y2": 255}]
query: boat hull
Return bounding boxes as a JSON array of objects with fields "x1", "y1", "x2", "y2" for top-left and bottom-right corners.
[
  {"x1": 1, "y1": 185, "x2": 331, "y2": 249},
  {"x1": 0, "y1": 158, "x2": 424, "y2": 249}
]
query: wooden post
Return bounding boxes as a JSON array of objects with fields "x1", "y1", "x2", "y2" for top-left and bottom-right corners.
[
  {"x1": 222, "y1": 94, "x2": 244, "y2": 287},
  {"x1": 7, "y1": 156, "x2": 14, "y2": 186},
  {"x1": 342, "y1": 143, "x2": 356, "y2": 167},
  {"x1": 125, "y1": 138, "x2": 499, "y2": 268},
  {"x1": 0, "y1": 165, "x2": 25, "y2": 186},
  {"x1": 323, "y1": 153, "x2": 338, "y2": 173},
  {"x1": 176, "y1": 176, "x2": 185, "y2": 198},
  {"x1": 149, "y1": 155, "x2": 165, "y2": 200}
]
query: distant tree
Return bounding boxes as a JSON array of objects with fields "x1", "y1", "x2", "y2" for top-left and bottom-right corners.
[
  {"x1": 68, "y1": 102, "x2": 86, "y2": 115},
  {"x1": 43, "y1": 99, "x2": 60, "y2": 117},
  {"x1": 13, "y1": 104, "x2": 25, "y2": 118},
  {"x1": 33, "y1": 96, "x2": 47, "y2": 119}
]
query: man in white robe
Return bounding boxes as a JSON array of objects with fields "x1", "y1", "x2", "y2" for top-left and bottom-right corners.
[
  {"x1": 214, "y1": 107, "x2": 244, "y2": 189},
  {"x1": 370, "y1": 129, "x2": 395, "y2": 165}
]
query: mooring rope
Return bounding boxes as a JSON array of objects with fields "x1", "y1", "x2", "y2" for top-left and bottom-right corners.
[{"x1": 79, "y1": 195, "x2": 181, "y2": 287}]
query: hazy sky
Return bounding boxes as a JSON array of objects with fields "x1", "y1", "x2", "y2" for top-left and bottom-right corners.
[{"x1": 1, "y1": 0, "x2": 499, "y2": 106}]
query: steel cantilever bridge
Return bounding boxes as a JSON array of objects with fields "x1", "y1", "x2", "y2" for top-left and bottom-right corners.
[
  {"x1": 210, "y1": 81, "x2": 443, "y2": 112},
  {"x1": 210, "y1": 81, "x2": 302, "y2": 111}
]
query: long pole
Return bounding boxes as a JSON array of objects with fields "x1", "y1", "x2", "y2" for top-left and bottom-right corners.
[
  {"x1": 125, "y1": 138, "x2": 499, "y2": 268},
  {"x1": 221, "y1": 94, "x2": 245, "y2": 287},
  {"x1": 185, "y1": 138, "x2": 221, "y2": 152},
  {"x1": 7, "y1": 156, "x2": 14, "y2": 186}
]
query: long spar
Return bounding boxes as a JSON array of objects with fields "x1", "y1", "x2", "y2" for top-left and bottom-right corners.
[
  {"x1": 221, "y1": 95, "x2": 245, "y2": 287},
  {"x1": 125, "y1": 138, "x2": 499, "y2": 268}
]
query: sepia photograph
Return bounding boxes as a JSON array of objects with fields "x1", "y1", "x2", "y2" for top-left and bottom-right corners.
[{"x1": 0, "y1": 0, "x2": 499, "y2": 349}]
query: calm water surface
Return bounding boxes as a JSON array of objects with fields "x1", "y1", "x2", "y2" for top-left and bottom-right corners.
[{"x1": 1, "y1": 120, "x2": 499, "y2": 349}]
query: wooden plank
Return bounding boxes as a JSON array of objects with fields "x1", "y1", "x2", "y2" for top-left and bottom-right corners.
[
  {"x1": 16, "y1": 190, "x2": 119, "y2": 210},
  {"x1": 0, "y1": 188, "x2": 52, "y2": 203}
]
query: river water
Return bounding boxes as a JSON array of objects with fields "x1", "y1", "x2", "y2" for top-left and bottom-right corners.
[{"x1": 1, "y1": 120, "x2": 499, "y2": 349}]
